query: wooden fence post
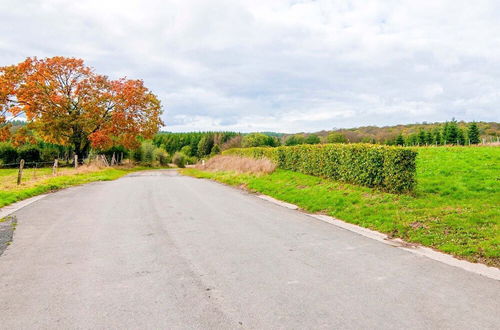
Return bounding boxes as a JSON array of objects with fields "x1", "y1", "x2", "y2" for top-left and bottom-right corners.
[
  {"x1": 74, "y1": 155, "x2": 78, "y2": 169},
  {"x1": 53, "y1": 159, "x2": 58, "y2": 176},
  {"x1": 17, "y1": 159, "x2": 25, "y2": 185}
]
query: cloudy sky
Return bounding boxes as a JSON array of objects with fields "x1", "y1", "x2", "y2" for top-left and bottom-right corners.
[{"x1": 1, "y1": 0, "x2": 499, "y2": 132}]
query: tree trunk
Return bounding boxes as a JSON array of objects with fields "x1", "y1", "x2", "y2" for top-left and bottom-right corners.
[{"x1": 71, "y1": 128, "x2": 90, "y2": 162}]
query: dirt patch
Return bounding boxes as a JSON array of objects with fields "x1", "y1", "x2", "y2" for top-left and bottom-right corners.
[{"x1": 0, "y1": 216, "x2": 17, "y2": 256}]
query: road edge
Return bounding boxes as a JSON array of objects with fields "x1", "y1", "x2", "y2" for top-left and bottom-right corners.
[
  {"x1": 255, "y1": 194, "x2": 500, "y2": 281},
  {"x1": 0, "y1": 194, "x2": 48, "y2": 219}
]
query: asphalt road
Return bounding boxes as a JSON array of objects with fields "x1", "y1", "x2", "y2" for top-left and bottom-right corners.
[{"x1": 0, "y1": 170, "x2": 498, "y2": 329}]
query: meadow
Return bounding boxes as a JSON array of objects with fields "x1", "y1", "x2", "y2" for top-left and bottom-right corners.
[
  {"x1": 0, "y1": 166, "x2": 150, "y2": 208},
  {"x1": 183, "y1": 146, "x2": 500, "y2": 266}
]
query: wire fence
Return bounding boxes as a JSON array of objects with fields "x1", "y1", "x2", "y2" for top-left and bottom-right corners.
[
  {"x1": 0, "y1": 160, "x2": 82, "y2": 169},
  {"x1": 0, "y1": 153, "x2": 123, "y2": 186}
]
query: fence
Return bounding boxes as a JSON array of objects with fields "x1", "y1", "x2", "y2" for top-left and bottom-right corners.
[{"x1": 0, "y1": 153, "x2": 123, "y2": 186}]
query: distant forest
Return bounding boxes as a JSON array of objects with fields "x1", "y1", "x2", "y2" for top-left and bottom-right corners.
[
  {"x1": 154, "y1": 120, "x2": 499, "y2": 155},
  {"x1": 296, "y1": 120, "x2": 499, "y2": 145}
]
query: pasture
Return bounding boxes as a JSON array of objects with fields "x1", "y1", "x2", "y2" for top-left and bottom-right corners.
[{"x1": 0, "y1": 166, "x2": 148, "y2": 208}]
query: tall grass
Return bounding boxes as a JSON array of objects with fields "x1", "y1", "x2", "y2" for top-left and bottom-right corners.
[{"x1": 197, "y1": 155, "x2": 276, "y2": 175}]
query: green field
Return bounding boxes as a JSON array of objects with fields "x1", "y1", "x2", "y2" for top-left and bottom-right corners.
[
  {"x1": 0, "y1": 166, "x2": 150, "y2": 208},
  {"x1": 182, "y1": 146, "x2": 500, "y2": 266}
]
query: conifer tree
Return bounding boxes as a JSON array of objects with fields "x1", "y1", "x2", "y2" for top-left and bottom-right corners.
[
  {"x1": 468, "y1": 122, "x2": 480, "y2": 144},
  {"x1": 395, "y1": 134, "x2": 405, "y2": 146}
]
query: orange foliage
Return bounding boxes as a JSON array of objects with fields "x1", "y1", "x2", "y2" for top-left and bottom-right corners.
[{"x1": 0, "y1": 56, "x2": 163, "y2": 154}]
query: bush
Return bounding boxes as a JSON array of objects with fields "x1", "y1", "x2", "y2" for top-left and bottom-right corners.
[
  {"x1": 17, "y1": 145, "x2": 41, "y2": 162},
  {"x1": 327, "y1": 133, "x2": 348, "y2": 143},
  {"x1": 211, "y1": 144, "x2": 221, "y2": 155},
  {"x1": 180, "y1": 145, "x2": 192, "y2": 156},
  {"x1": 40, "y1": 146, "x2": 60, "y2": 161},
  {"x1": 172, "y1": 152, "x2": 187, "y2": 168},
  {"x1": 0, "y1": 142, "x2": 18, "y2": 164},
  {"x1": 153, "y1": 148, "x2": 171, "y2": 166},
  {"x1": 285, "y1": 135, "x2": 306, "y2": 146},
  {"x1": 197, "y1": 135, "x2": 214, "y2": 157},
  {"x1": 140, "y1": 141, "x2": 156, "y2": 164},
  {"x1": 305, "y1": 134, "x2": 320, "y2": 144},
  {"x1": 129, "y1": 148, "x2": 142, "y2": 162},
  {"x1": 242, "y1": 133, "x2": 280, "y2": 148},
  {"x1": 223, "y1": 144, "x2": 417, "y2": 193}
]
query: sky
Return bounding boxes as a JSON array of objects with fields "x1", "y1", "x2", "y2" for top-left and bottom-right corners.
[{"x1": 1, "y1": 0, "x2": 499, "y2": 133}]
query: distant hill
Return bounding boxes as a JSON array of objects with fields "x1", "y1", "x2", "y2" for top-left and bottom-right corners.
[{"x1": 284, "y1": 121, "x2": 499, "y2": 144}]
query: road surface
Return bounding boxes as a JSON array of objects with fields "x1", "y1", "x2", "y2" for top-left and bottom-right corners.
[{"x1": 0, "y1": 170, "x2": 498, "y2": 329}]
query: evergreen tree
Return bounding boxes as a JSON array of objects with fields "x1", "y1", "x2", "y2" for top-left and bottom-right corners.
[
  {"x1": 417, "y1": 130, "x2": 427, "y2": 145},
  {"x1": 406, "y1": 134, "x2": 418, "y2": 146},
  {"x1": 425, "y1": 131, "x2": 433, "y2": 145},
  {"x1": 457, "y1": 128, "x2": 466, "y2": 145},
  {"x1": 395, "y1": 134, "x2": 405, "y2": 146},
  {"x1": 468, "y1": 122, "x2": 480, "y2": 144},
  {"x1": 443, "y1": 120, "x2": 459, "y2": 144},
  {"x1": 433, "y1": 129, "x2": 442, "y2": 145}
]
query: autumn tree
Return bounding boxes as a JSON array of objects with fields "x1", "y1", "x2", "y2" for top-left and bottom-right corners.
[{"x1": 0, "y1": 57, "x2": 163, "y2": 159}]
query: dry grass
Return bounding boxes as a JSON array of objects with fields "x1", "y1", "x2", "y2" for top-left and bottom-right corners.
[
  {"x1": 0, "y1": 161, "x2": 129, "y2": 191},
  {"x1": 196, "y1": 155, "x2": 276, "y2": 175}
]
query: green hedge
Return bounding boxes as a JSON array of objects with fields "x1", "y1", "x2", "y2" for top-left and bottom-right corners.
[{"x1": 223, "y1": 144, "x2": 417, "y2": 193}]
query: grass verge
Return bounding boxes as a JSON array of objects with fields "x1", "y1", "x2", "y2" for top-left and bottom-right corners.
[
  {"x1": 181, "y1": 147, "x2": 499, "y2": 267},
  {"x1": 0, "y1": 166, "x2": 155, "y2": 208}
]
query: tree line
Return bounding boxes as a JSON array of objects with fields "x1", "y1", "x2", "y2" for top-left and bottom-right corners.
[{"x1": 390, "y1": 121, "x2": 481, "y2": 146}]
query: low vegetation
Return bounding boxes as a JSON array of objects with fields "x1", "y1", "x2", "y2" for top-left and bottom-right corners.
[
  {"x1": 197, "y1": 155, "x2": 276, "y2": 175},
  {"x1": 0, "y1": 165, "x2": 148, "y2": 208},
  {"x1": 182, "y1": 146, "x2": 500, "y2": 267},
  {"x1": 224, "y1": 144, "x2": 417, "y2": 193}
]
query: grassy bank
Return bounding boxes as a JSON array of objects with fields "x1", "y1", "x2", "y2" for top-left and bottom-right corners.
[
  {"x1": 0, "y1": 166, "x2": 151, "y2": 208},
  {"x1": 182, "y1": 146, "x2": 500, "y2": 267}
]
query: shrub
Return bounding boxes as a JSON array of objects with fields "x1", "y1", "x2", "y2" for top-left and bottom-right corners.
[
  {"x1": 17, "y1": 145, "x2": 41, "y2": 162},
  {"x1": 140, "y1": 141, "x2": 155, "y2": 164},
  {"x1": 223, "y1": 144, "x2": 417, "y2": 193},
  {"x1": 305, "y1": 134, "x2": 320, "y2": 144},
  {"x1": 242, "y1": 133, "x2": 280, "y2": 148},
  {"x1": 40, "y1": 146, "x2": 59, "y2": 162},
  {"x1": 285, "y1": 135, "x2": 306, "y2": 146},
  {"x1": 172, "y1": 152, "x2": 187, "y2": 168},
  {"x1": 327, "y1": 132, "x2": 348, "y2": 143},
  {"x1": 180, "y1": 145, "x2": 192, "y2": 156},
  {"x1": 0, "y1": 142, "x2": 18, "y2": 164},
  {"x1": 129, "y1": 148, "x2": 142, "y2": 162},
  {"x1": 153, "y1": 148, "x2": 171, "y2": 166},
  {"x1": 211, "y1": 144, "x2": 221, "y2": 155}
]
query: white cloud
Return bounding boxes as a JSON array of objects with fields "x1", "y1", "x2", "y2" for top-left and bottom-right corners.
[{"x1": 1, "y1": 0, "x2": 499, "y2": 132}]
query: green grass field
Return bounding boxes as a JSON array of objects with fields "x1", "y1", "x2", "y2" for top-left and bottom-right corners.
[
  {"x1": 0, "y1": 166, "x2": 150, "y2": 208},
  {"x1": 182, "y1": 146, "x2": 500, "y2": 267}
]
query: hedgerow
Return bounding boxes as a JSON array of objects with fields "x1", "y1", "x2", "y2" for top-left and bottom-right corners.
[{"x1": 223, "y1": 144, "x2": 417, "y2": 193}]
